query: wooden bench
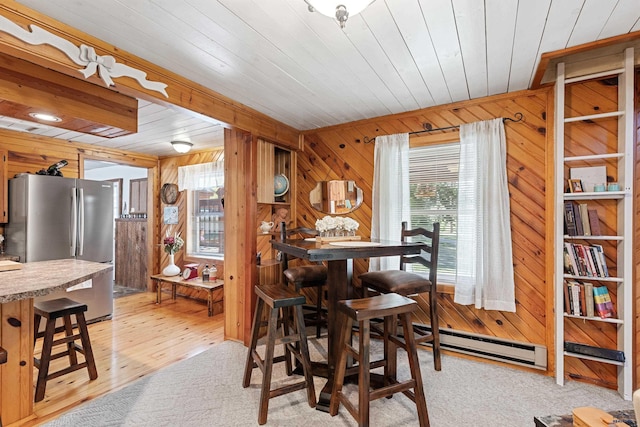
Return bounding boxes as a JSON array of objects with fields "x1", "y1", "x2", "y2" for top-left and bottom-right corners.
[{"x1": 150, "y1": 274, "x2": 223, "y2": 316}]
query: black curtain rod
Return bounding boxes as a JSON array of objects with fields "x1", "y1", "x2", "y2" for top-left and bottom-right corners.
[{"x1": 359, "y1": 112, "x2": 524, "y2": 144}]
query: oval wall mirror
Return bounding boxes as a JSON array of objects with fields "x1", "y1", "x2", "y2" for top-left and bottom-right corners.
[{"x1": 310, "y1": 180, "x2": 363, "y2": 214}]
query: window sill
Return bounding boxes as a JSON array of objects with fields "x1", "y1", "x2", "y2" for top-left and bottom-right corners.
[
  {"x1": 436, "y1": 283, "x2": 455, "y2": 295},
  {"x1": 185, "y1": 254, "x2": 223, "y2": 264}
]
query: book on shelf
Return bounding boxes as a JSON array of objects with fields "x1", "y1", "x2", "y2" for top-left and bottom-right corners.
[
  {"x1": 585, "y1": 246, "x2": 600, "y2": 277},
  {"x1": 563, "y1": 242, "x2": 609, "y2": 278},
  {"x1": 563, "y1": 243, "x2": 580, "y2": 275},
  {"x1": 563, "y1": 280, "x2": 596, "y2": 319},
  {"x1": 563, "y1": 246, "x2": 572, "y2": 274},
  {"x1": 574, "y1": 204, "x2": 584, "y2": 236},
  {"x1": 563, "y1": 281, "x2": 572, "y2": 314},
  {"x1": 571, "y1": 282, "x2": 581, "y2": 316},
  {"x1": 564, "y1": 341, "x2": 625, "y2": 362},
  {"x1": 578, "y1": 203, "x2": 591, "y2": 236},
  {"x1": 591, "y1": 244, "x2": 609, "y2": 277},
  {"x1": 587, "y1": 209, "x2": 601, "y2": 235},
  {"x1": 593, "y1": 286, "x2": 616, "y2": 319},
  {"x1": 579, "y1": 282, "x2": 587, "y2": 316},
  {"x1": 564, "y1": 201, "x2": 602, "y2": 237},
  {"x1": 583, "y1": 282, "x2": 594, "y2": 318},
  {"x1": 564, "y1": 201, "x2": 579, "y2": 236},
  {"x1": 564, "y1": 280, "x2": 584, "y2": 316}
]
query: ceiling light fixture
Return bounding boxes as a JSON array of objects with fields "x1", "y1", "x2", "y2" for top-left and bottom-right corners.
[
  {"x1": 171, "y1": 140, "x2": 193, "y2": 153},
  {"x1": 305, "y1": 1, "x2": 376, "y2": 28},
  {"x1": 28, "y1": 112, "x2": 62, "y2": 122}
]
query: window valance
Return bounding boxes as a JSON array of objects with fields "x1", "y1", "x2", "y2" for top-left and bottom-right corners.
[{"x1": 178, "y1": 161, "x2": 224, "y2": 191}]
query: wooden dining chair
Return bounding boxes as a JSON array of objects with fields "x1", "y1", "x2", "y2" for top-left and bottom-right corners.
[
  {"x1": 280, "y1": 222, "x2": 328, "y2": 338},
  {"x1": 359, "y1": 221, "x2": 441, "y2": 371}
]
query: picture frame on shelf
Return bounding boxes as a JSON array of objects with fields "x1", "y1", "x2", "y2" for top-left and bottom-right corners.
[
  {"x1": 570, "y1": 166, "x2": 606, "y2": 193},
  {"x1": 568, "y1": 179, "x2": 583, "y2": 193}
]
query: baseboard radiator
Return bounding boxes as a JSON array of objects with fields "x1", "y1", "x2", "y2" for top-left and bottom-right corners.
[{"x1": 415, "y1": 325, "x2": 547, "y2": 370}]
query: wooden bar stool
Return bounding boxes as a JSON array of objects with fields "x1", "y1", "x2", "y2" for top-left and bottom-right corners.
[
  {"x1": 243, "y1": 284, "x2": 316, "y2": 425},
  {"x1": 280, "y1": 222, "x2": 328, "y2": 338},
  {"x1": 33, "y1": 297, "x2": 98, "y2": 403},
  {"x1": 283, "y1": 265, "x2": 327, "y2": 338},
  {"x1": 329, "y1": 293, "x2": 430, "y2": 427}
]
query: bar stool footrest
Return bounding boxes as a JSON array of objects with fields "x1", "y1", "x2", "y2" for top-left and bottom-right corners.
[
  {"x1": 369, "y1": 379, "x2": 417, "y2": 401},
  {"x1": 45, "y1": 362, "x2": 91, "y2": 381},
  {"x1": 269, "y1": 380, "x2": 309, "y2": 399}
]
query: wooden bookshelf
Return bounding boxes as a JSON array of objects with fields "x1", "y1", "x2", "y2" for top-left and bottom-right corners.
[{"x1": 554, "y1": 47, "x2": 634, "y2": 400}]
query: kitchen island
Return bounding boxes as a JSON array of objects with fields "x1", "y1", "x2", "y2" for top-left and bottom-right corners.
[{"x1": 0, "y1": 259, "x2": 112, "y2": 425}]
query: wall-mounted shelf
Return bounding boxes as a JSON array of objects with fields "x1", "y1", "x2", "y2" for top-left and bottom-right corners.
[{"x1": 255, "y1": 139, "x2": 295, "y2": 286}]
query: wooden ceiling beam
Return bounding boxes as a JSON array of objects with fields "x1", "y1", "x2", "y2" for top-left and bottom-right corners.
[{"x1": 0, "y1": 51, "x2": 137, "y2": 137}]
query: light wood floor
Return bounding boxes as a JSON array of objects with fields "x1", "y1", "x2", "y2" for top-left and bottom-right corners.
[{"x1": 22, "y1": 291, "x2": 225, "y2": 426}]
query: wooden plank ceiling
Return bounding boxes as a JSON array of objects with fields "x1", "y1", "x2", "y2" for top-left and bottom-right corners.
[{"x1": 2, "y1": 0, "x2": 639, "y2": 156}]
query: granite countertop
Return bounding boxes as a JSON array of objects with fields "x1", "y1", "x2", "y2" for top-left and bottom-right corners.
[{"x1": 0, "y1": 259, "x2": 113, "y2": 303}]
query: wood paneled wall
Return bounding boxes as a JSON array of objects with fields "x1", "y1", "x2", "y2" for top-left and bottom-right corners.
[
  {"x1": 298, "y1": 85, "x2": 632, "y2": 389},
  {"x1": 223, "y1": 130, "x2": 257, "y2": 344},
  {"x1": 0, "y1": 128, "x2": 157, "y2": 183},
  {"x1": 157, "y1": 148, "x2": 224, "y2": 302},
  {"x1": 0, "y1": 128, "x2": 158, "y2": 257}
]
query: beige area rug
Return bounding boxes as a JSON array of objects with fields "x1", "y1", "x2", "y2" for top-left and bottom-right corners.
[{"x1": 45, "y1": 335, "x2": 634, "y2": 427}]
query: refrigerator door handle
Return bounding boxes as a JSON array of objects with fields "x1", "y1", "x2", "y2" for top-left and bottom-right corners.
[
  {"x1": 71, "y1": 187, "x2": 77, "y2": 257},
  {"x1": 78, "y1": 188, "x2": 85, "y2": 256}
]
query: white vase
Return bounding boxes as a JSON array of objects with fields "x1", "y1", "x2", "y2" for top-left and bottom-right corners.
[{"x1": 163, "y1": 253, "x2": 181, "y2": 276}]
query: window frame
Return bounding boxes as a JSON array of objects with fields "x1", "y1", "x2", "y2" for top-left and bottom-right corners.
[
  {"x1": 186, "y1": 189, "x2": 224, "y2": 260},
  {"x1": 178, "y1": 161, "x2": 225, "y2": 261},
  {"x1": 408, "y1": 136, "x2": 461, "y2": 286}
]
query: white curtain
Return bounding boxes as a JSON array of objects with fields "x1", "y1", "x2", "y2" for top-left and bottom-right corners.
[
  {"x1": 369, "y1": 133, "x2": 410, "y2": 272},
  {"x1": 178, "y1": 161, "x2": 224, "y2": 191},
  {"x1": 454, "y1": 118, "x2": 516, "y2": 312}
]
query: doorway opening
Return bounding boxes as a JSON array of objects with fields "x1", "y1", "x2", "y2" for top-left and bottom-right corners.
[{"x1": 84, "y1": 160, "x2": 149, "y2": 297}]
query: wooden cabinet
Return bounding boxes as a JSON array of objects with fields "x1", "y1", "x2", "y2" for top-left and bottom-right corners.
[
  {"x1": 115, "y1": 218, "x2": 147, "y2": 290},
  {"x1": 129, "y1": 178, "x2": 147, "y2": 214},
  {"x1": 256, "y1": 139, "x2": 295, "y2": 285},
  {"x1": 554, "y1": 47, "x2": 633, "y2": 399}
]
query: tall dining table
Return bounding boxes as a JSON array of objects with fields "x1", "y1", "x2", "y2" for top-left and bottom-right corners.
[{"x1": 271, "y1": 236, "x2": 421, "y2": 411}]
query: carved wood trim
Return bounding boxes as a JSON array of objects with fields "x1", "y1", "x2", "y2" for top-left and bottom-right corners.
[{"x1": 0, "y1": 3, "x2": 301, "y2": 149}]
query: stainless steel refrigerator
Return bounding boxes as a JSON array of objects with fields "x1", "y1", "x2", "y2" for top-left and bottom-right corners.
[{"x1": 6, "y1": 174, "x2": 114, "y2": 323}]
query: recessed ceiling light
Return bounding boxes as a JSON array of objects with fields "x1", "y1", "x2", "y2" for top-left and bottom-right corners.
[
  {"x1": 28, "y1": 112, "x2": 62, "y2": 122},
  {"x1": 89, "y1": 126, "x2": 111, "y2": 133}
]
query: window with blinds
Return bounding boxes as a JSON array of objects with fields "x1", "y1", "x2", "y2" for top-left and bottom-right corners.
[{"x1": 409, "y1": 142, "x2": 460, "y2": 280}]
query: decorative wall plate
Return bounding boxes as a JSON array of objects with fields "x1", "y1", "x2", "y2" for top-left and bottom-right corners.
[{"x1": 161, "y1": 183, "x2": 179, "y2": 204}]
